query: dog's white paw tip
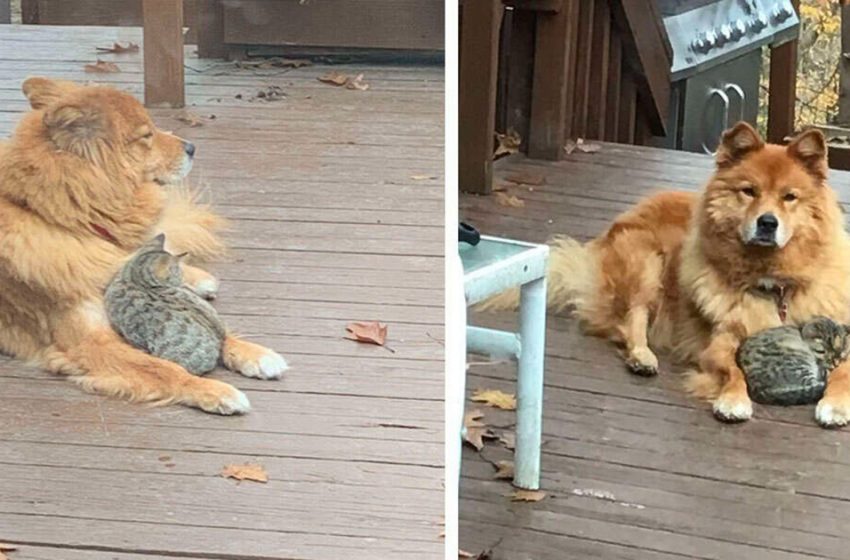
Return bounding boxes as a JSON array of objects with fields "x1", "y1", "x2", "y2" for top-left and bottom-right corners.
[
  {"x1": 194, "y1": 278, "x2": 219, "y2": 299},
  {"x1": 816, "y1": 401, "x2": 849, "y2": 427},
  {"x1": 258, "y1": 352, "x2": 288, "y2": 379},
  {"x1": 219, "y1": 389, "x2": 251, "y2": 415},
  {"x1": 713, "y1": 398, "x2": 753, "y2": 422}
]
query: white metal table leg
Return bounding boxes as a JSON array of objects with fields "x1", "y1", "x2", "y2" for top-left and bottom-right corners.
[{"x1": 514, "y1": 276, "x2": 547, "y2": 490}]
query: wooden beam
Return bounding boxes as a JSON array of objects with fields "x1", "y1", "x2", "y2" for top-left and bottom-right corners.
[
  {"x1": 604, "y1": 30, "x2": 622, "y2": 141},
  {"x1": 570, "y1": 0, "x2": 594, "y2": 139},
  {"x1": 767, "y1": 0, "x2": 800, "y2": 143},
  {"x1": 528, "y1": 0, "x2": 579, "y2": 159},
  {"x1": 196, "y1": 0, "x2": 227, "y2": 58},
  {"x1": 0, "y1": 0, "x2": 10, "y2": 24},
  {"x1": 585, "y1": 0, "x2": 611, "y2": 140},
  {"x1": 142, "y1": 0, "x2": 185, "y2": 108},
  {"x1": 21, "y1": 0, "x2": 38, "y2": 23},
  {"x1": 838, "y1": 0, "x2": 850, "y2": 125},
  {"x1": 459, "y1": 0, "x2": 503, "y2": 194}
]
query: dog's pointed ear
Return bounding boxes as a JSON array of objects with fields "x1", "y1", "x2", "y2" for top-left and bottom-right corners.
[
  {"x1": 787, "y1": 128, "x2": 828, "y2": 181},
  {"x1": 716, "y1": 122, "x2": 764, "y2": 167},
  {"x1": 43, "y1": 102, "x2": 107, "y2": 156},
  {"x1": 22, "y1": 77, "x2": 80, "y2": 110}
]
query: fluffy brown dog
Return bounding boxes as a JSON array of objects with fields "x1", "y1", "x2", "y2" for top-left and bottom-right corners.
[
  {"x1": 0, "y1": 77, "x2": 288, "y2": 414},
  {"x1": 484, "y1": 122, "x2": 850, "y2": 427}
]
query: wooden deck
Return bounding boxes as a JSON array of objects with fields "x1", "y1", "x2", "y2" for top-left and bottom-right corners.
[
  {"x1": 0, "y1": 25, "x2": 443, "y2": 559},
  {"x1": 460, "y1": 145, "x2": 850, "y2": 559}
]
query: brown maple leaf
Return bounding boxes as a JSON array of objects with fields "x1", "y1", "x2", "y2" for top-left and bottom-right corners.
[
  {"x1": 504, "y1": 171, "x2": 546, "y2": 186},
  {"x1": 345, "y1": 321, "x2": 388, "y2": 346},
  {"x1": 96, "y1": 42, "x2": 139, "y2": 54},
  {"x1": 318, "y1": 71, "x2": 349, "y2": 86},
  {"x1": 493, "y1": 460, "x2": 514, "y2": 480},
  {"x1": 495, "y1": 192, "x2": 525, "y2": 208},
  {"x1": 510, "y1": 489, "x2": 546, "y2": 502},
  {"x1": 494, "y1": 129, "x2": 521, "y2": 157},
  {"x1": 175, "y1": 109, "x2": 204, "y2": 127},
  {"x1": 221, "y1": 463, "x2": 269, "y2": 483},
  {"x1": 471, "y1": 389, "x2": 517, "y2": 410},
  {"x1": 463, "y1": 408, "x2": 498, "y2": 451},
  {"x1": 84, "y1": 59, "x2": 120, "y2": 73}
]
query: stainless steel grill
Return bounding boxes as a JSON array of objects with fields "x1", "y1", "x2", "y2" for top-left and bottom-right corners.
[{"x1": 653, "y1": 0, "x2": 800, "y2": 153}]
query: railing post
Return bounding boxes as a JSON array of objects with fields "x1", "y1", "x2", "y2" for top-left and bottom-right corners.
[
  {"x1": 0, "y1": 0, "x2": 10, "y2": 24},
  {"x1": 767, "y1": 0, "x2": 799, "y2": 143},
  {"x1": 839, "y1": 0, "x2": 850, "y2": 125},
  {"x1": 142, "y1": 0, "x2": 185, "y2": 108}
]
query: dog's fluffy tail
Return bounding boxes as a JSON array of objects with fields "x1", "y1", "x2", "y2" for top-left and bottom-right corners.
[
  {"x1": 476, "y1": 236, "x2": 596, "y2": 314},
  {"x1": 157, "y1": 186, "x2": 228, "y2": 262},
  {"x1": 682, "y1": 370, "x2": 723, "y2": 400}
]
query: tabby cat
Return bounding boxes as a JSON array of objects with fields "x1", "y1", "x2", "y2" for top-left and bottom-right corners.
[
  {"x1": 736, "y1": 316, "x2": 850, "y2": 405},
  {"x1": 105, "y1": 234, "x2": 226, "y2": 375}
]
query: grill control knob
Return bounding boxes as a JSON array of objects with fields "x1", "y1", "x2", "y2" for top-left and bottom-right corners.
[
  {"x1": 772, "y1": 5, "x2": 792, "y2": 23},
  {"x1": 749, "y1": 12, "x2": 768, "y2": 32},
  {"x1": 731, "y1": 19, "x2": 747, "y2": 40}
]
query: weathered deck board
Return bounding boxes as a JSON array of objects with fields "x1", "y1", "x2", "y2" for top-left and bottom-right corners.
[
  {"x1": 460, "y1": 146, "x2": 850, "y2": 559},
  {"x1": 0, "y1": 25, "x2": 443, "y2": 560}
]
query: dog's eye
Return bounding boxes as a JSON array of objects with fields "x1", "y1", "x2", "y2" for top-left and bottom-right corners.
[
  {"x1": 741, "y1": 187, "x2": 756, "y2": 197},
  {"x1": 784, "y1": 192, "x2": 798, "y2": 202}
]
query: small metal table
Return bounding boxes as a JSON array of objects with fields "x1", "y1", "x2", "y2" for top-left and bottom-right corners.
[{"x1": 460, "y1": 235, "x2": 549, "y2": 490}]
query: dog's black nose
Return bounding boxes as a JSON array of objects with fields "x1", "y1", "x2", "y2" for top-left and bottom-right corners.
[
  {"x1": 183, "y1": 141, "x2": 196, "y2": 157},
  {"x1": 756, "y1": 213, "x2": 778, "y2": 232}
]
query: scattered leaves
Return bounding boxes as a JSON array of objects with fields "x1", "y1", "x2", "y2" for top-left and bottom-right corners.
[
  {"x1": 504, "y1": 171, "x2": 546, "y2": 186},
  {"x1": 0, "y1": 543, "x2": 17, "y2": 560},
  {"x1": 318, "y1": 71, "x2": 350, "y2": 86},
  {"x1": 346, "y1": 73, "x2": 370, "y2": 91},
  {"x1": 564, "y1": 138, "x2": 602, "y2": 155},
  {"x1": 175, "y1": 109, "x2": 205, "y2": 127},
  {"x1": 510, "y1": 489, "x2": 547, "y2": 502},
  {"x1": 494, "y1": 128, "x2": 521, "y2": 157},
  {"x1": 84, "y1": 59, "x2": 121, "y2": 73},
  {"x1": 471, "y1": 389, "x2": 517, "y2": 410},
  {"x1": 463, "y1": 409, "x2": 497, "y2": 451},
  {"x1": 493, "y1": 460, "x2": 514, "y2": 480},
  {"x1": 499, "y1": 432, "x2": 516, "y2": 451},
  {"x1": 221, "y1": 463, "x2": 269, "y2": 483},
  {"x1": 495, "y1": 192, "x2": 525, "y2": 208},
  {"x1": 96, "y1": 42, "x2": 139, "y2": 54},
  {"x1": 345, "y1": 321, "x2": 388, "y2": 346}
]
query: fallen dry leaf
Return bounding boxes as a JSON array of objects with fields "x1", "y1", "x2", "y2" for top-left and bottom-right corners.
[
  {"x1": 96, "y1": 42, "x2": 139, "y2": 54},
  {"x1": 494, "y1": 192, "x2": 525, "y2": 208},
  {"x1": 499, "y1": 431, "x2": 516, "y2": 450},
  {"x1": 463, "y1": 409, "x2": 495, "y2": 451},
  {"x1": 504, "y1": 171, "x2": 546, "y2": 186},
  {"x1": 471, "y1": 389, "x2": 517, "y2": 410},
  {"x1": 345, "y1": 321, "x2": 388, "y2": 346},
  {"x1": 459, "y1": 551, "x2": 475, "y2": 559},
  {"x1": 221, "y1": 463, "x2": 269, "y2": 483},
  {"x1": 459, "y1": 549, "x2": 492, "y2": 560},
  {"x1": 464, "y1": 409, "x2": 486, "y2": 429},
  {"x1": 510, "y1": 489, "x2": 547, "y2": 502},
  {"x1": 318, "y1": 71, "x2": 349, "y2": 86},
  {"x1": 175, "y1": 109, "x2": 204, "y2": 127},
  {"x1": 494, "y1": 128, "x2": 521, "y2": 157},
  {"x1": 493, "y1": 460, "x2": 514, "y2": 480},
  {"x1": 346, "y1": 73, "x2": 370, "y2": 91},
  {"x1": 158, "y1": 455, "x2": 172, "y2": 462},
  {"x1": 576, "y1": 138, "x2": 602, "y2": 153},
  {"x1": 85, "y1": 59, "x2": 121, "y2": 73}
]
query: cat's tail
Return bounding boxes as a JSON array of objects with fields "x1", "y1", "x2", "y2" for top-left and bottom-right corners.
[
  {"x1": 682, "y1": 369, "x2": 724, "y2": 400},
  {"x1": 476, "y1": 236, "x2": 596, "y2": 314},
  {"x1": 156, "y1": 186, "x2": 228, "y2": 263}
]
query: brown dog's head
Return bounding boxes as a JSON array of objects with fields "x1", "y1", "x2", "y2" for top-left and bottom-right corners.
[
  {"x1": 704, "y1": 121, "x2": 830, "y2": 250},
  {"x1": 21, "y1": 77, "x2": 194, "y2": 185}
]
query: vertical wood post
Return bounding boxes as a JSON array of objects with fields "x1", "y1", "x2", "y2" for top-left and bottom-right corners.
[
  {"x1": 459, "y1": 0, "x2": 502, "y2": 194},
  {"x1": 0, "y1": 0, "x2": 10, "y2": 24},
  {"x1": 839, "y1": 0, "x2": 850, "y2": 125},
  {"x1": 197, "y1": 0, "x2": 227, "y2": 59},
  {"x1": 767, "y1": 0, "x2": 799, "y2": 143},
  {"x1": 143, "y1": 0, "x2": 185, "y2": 108}
]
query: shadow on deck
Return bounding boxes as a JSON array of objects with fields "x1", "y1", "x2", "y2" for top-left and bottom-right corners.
[
  {"x1": 460, "y1": 144, "x2": 850, "y2": 559},
  {"x1": 0, "y1": 25, "x2": 444, "y2": 560}
]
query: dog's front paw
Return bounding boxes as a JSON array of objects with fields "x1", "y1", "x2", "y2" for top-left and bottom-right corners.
[
  {"x1": 222, "y1": 336, "x2": 288, "y2": 380},
  {"x1": 712, "y1": 392, "x2": 753, "y2": 423},
  {"x1": 625, "y1": 346, "x2": 658, "y2": 377},
  {"x1": 191, "y1": 379, "x2": 251, "y2": 415},
  {"x1": 182, "y1": 265, "x2": 219, "y2": 300},
  {"x1": 816, "y1": 396, "x2": 850, "y2": 428}
]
